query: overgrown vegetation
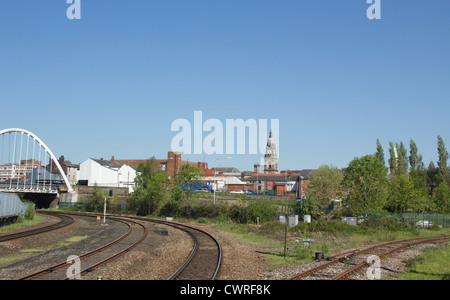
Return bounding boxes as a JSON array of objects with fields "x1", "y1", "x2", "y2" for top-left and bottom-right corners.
[{"x1": 395, "y1": 243, "x2": 450, "y2": 280}]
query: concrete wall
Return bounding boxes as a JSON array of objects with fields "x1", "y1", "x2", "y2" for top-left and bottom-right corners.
[{"x1": 59, "y1": 185, "x2": 129, "y2": 205}]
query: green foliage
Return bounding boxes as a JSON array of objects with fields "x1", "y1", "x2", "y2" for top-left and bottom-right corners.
[
  {"x1": 433, "y1": 182, "x2": 450, "y2": 214},
  {"x1": 246, "y1": 200, "x2": 278, "y2": 224},
  {"x1": 128, "y1": 157, "x2": 170, "y2": 215},
  {"x1": 409, "y1": 139, "x2": 424, "y2": 171},
  {"x1": 21, "y1": 201, "x2": 35, "y2": 221},
  {"x1": 292, "y1": 219, "x2": 359, "y2": 235},
  {"x1": 397, "y1": 243, "x2": 450, "y2": 280},
  {"x1": 306, "y1": 165, "x2": 344, "y2": 209},
  {"x1": 375, "y1": 138, "x2": 385, "y2": 165},
  {"x1": 85, "y1": 184, "x2": 106, "y2": 212},
  {"x1": 378, "y1": 215, "x2": 412, "y2": 231},
  {"x1": 389, "y1": 141, "x2": 408, "y2": 176},
  {"x1": 387, "y1": 174, "x2": 417, "y2": 213},
  {"x1": 343, "y1": 155, "x2": 389, "y2": 216},
  {"x1": 437, "y1": 135, "x2": 450, "y2": 185},
  {"x1": 292, "y1": 197, "x2": 319, "y2": 217},
  {"x1": 175, "y1": 164, "x2": 203, "y2": 201}
]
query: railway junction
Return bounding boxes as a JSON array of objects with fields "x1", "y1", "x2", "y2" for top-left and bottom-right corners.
[{"x1": 0, "y1": 211, "x2": 448, "y2": 281}]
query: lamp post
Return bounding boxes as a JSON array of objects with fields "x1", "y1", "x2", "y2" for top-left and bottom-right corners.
[{"x1": 214, "y1": 157, "x2": 231, "y2": 204}]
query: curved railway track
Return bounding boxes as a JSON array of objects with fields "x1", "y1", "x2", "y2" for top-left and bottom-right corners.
[
  {"x1": 7, "y1": 212, "x2": 221, "y2": 280},
  {"x1": 0, "y1": 212, "x2": 74, "y2": 242},
  {"x1": 17, "y1": 213, "x2": 148, "y2": 280},
  {"x1": 289, "y1": 234, "x2": 450, "y2": 280},
  {"x1": 127, "y1": 216, "x2": 222, "y2": 280}
]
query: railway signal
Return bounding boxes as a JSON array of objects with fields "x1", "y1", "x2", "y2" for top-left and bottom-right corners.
[{"x1": 102, "y1": 189, "x2": 115, "y2": 224}]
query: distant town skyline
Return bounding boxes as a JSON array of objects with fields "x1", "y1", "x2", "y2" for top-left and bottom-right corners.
[{"x1": 1, "y1": 1, "x2": 449, "y2": 172}]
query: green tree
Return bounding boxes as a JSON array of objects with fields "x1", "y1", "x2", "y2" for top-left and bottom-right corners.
[
  {"x1": 129, "y1": 157, "x2": 170, "y2": 215},
  {"x1": 388, "y1": 142, "x2": 398, "y2": 176},
  {"x1": 388, "y1": 141, "x2": 408, "y2": 177},
  {"x1": 427, "y1": 161, "x2": 438, "y2": 188},
  {"x1": 85, "y1": 184, "x2": 106, "y2": 212},
  {"x1": 175, "y1": 164, "x2": 203, "y2": 201},
  {"x1": 387, "y1": 174, "x2": 417, "y2": 213},
  {"x1": 398, "y1": 141, "x2": 409, "y2": 175},
  {"x1": 409, "y1": 139, "x2": 424, "y2": 171},
  {"x1": 134, "y1": 156, "x2": 159, "y2": 188},
  {"x1": 433, "y1": 182, "x2": 450, "y2": 214},
  {"x1": 375, "y1": 139, "x2": 385, "y2": 165},
  {"x1": 437, "y1": 135, "x2": 450, "y2": 185},
  {"x1": 343, "y1": 155, "x2": 389, "y2": 216},
  {"x1": 306, "y1": 165, "x2": 344, "y2": 209}
]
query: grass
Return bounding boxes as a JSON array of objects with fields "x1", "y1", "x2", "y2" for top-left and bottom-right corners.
[
  {"x1": 0, "y1": 235, "x2": 89, "y2": 268},
  {"x1": 395, "y1": 243, "x2": 450, "y2": 280},
  {"x1": 211, "y1": 217, "x2": 450, "y2": 271},
  {"x1": 0, "y1": 215, "x2": 45, "y2": 233}
]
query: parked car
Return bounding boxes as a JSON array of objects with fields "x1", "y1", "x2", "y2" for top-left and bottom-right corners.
[{"x1": 230, "y1": 190, "x2": 244, "y2": 194}]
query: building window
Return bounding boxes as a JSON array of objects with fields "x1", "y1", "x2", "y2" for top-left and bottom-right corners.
[{"x1": 160, "y1": 163, "x2": 167, "y2": 171}]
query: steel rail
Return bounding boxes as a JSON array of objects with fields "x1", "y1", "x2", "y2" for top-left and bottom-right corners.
[
  {"x1": 0, "y1": 212, "x2": 74, "y2": 242},
  {"x1": 290, "y1": 234, "x2": 450, "y2": 280},
  {"x1": 331, "y1": 235, "x2": 450, "y2": 280},
  {"x1": 17, "y1": 213, "x2": 146, "y2": 280},
  {"x1": 68, "y1": 217, "x2": 148, "y2": 280},
  {"x1": 127, "y1": 216, "x2": 222, "y2": 280}
]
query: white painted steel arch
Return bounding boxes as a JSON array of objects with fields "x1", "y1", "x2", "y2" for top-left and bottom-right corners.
[{"x1": 0, "y1": 128, "x2": 74, "y2": 193}]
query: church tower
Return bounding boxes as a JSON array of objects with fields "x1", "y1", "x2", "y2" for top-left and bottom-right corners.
[{"x1": 264, "y1": 130, "x2": 278, "y2": 174}]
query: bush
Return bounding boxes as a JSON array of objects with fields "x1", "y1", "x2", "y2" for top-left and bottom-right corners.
[
  {"x1": 292, "y1": 219, "x2": 359, "y2": 235},
  {"x1": 24, "y1": 202, "x2": 35, "y2": 220},
  {"x1": 246, "y1": 200, "x2": 278, "y2": 224},
  {"x1": 379, "y1": 215, "x2": 411, "y2": 231},
  {"x1": 159, "y1": 200, "x2": 182, "y2": 217}
]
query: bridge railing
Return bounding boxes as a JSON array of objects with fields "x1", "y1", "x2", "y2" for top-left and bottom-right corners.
[{"x1": 0, "y1": 128, "x2": 73, "y2": 194}]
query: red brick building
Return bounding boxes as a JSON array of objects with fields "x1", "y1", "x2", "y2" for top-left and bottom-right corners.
[{"x1": 111, "y1": 152, "x2": 209, "y2": 179}]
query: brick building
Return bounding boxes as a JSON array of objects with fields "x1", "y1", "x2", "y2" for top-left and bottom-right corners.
[{"x1": 111, "y1": 151, "x2": 209, "y2": 179}]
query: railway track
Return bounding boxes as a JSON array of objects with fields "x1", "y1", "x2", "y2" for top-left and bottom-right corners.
[
  {"x1": 8, "y1": 212, "x2": 221, "y2": 280},
  {"x1": 0, "y1": 212, "x2": 74, "y2": 242},
  {"x1": 128, "y1": 216, "x2": 222, "y2": 280},
  {"x1": 289, "y1": 234, "x2": 450, "y2": 280},
  {"x1": 17, "y1": 213, "x2": 148, "y2": 280}
]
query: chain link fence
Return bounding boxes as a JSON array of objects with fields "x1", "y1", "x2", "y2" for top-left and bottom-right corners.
[{"x1": 365, "y1": 211, "x2": 450, "y2": 229}]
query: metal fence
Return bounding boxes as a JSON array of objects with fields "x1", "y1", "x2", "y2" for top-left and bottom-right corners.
[{"x1": 365, "y1": 211, "x2": 450, "y2": 229}]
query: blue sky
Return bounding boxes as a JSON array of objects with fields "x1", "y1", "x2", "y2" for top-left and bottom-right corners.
[{"x1": 1, "y1": 0, "x2": 449, "y2": 172}]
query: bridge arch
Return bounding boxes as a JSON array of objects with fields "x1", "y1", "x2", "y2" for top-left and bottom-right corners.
[{"x1": 0, "y1": 128, "x2": 74, "y2": 193}]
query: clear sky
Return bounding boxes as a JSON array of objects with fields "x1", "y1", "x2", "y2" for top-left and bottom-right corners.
[{"x1": 1, "y1": 0, "x2": 449, "y2": 172}]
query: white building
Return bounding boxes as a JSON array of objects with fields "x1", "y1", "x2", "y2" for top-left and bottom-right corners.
[
  {"x1": 202, "y1": 176, "x2": 247, "y2": 192},
  {"x1": 78, "y1": 158, "x2": 136, "y2": 193}
]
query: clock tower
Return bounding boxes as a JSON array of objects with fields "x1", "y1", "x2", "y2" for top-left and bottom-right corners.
[{"x1": 264, "y1": 130, "x2": 278, "y2": 174}]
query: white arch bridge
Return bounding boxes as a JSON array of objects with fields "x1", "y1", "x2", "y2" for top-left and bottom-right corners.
[{"x1": 0, "y1": 128, "x2": 73, "y2": 195}]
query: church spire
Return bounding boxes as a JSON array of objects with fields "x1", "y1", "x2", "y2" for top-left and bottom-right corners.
[{"x1": 264, "y1": 129, "x2": 278, "y2": 174}]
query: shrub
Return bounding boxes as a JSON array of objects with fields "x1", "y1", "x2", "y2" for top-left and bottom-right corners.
[
  {"x1": 23, "y1": 201, "x2": 35, "y2": 220},
  {"x1": 246, "y1": 200, "x2": 278, "y2": 224},
  {"x1": 159, "y1": 200, "x2": 182, "y2": 217},
  {"x1": 379, "y1": 215, "x2": 411, "y2": 231}
]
